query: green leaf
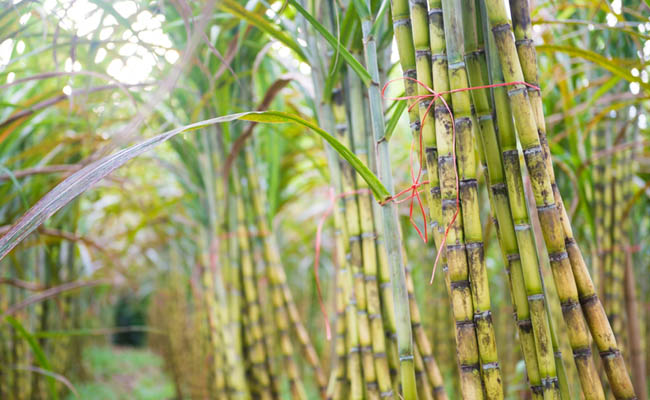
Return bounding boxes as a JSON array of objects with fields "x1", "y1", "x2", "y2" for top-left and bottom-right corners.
[
  {"x1": 6, "y1": 316, "x2": 59, "y2": 400},
  {"x1": 537, "y1": 44, "x2": 650, "y2": 93},
  {"x1": 323, "y1": 5, "x2": 360, "y2": 98},
  {"x1": 384, "y1": 99, "x2": 407, "y2": 142},
  {"x1": 288, "y1": 0, "x2": 372, "y2": 86},
  {"x1": 220, "y1": 0, "x2": 307, "y2": 62},
  {"x1": 0, "y1": 111, "x2": 388, "y2": 261},
  {"x1": 371, "y1": 0, "x2": 390, "y2": 37},
  {"x1": 351, "y1": 0, "x2": 371, "y2": 19}
]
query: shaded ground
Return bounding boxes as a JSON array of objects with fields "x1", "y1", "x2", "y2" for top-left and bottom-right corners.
[{"x1": 67, "y1": 346, "x2": 175, "y2": 400}]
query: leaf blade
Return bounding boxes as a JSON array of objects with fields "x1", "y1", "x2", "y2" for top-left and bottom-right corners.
[
  {"x1": 0, "y1": 111, "x2": 388, "y2": 260},
  {"x1": 288, "y1": 0, "x2": 372, "y2": 86}
]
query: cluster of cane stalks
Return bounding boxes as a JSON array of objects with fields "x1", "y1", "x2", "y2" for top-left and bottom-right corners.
[
  {"x1": 591, "y1": 115, "x2": 640, "y2": 370},
  {"x1": 296, "y1": 0, "x2": 449, "y2": 396},
  {"x1": 149, "y1": 147, "x2": 328, "y2": 400},
  {"x1": 385, "y1": 0, "x2": 637, "y2": 398},
  {"x1": 0, "y1": 221, "x2": 87, "y2": 400},
  {"x1": 318, "y1": 81, "x2": 447, "y2": 400}
]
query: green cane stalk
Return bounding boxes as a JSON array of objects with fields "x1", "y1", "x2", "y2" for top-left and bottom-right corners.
[
  {"x1": 356, "y1": 0, "x2": 417, "y2": 397},
  {"x1": 609, "y1": 128, "x2": 626, "y2": 352},
  {"x1": 463, "y1": 1, "x2": 564, "y2": 398},
  {"x1": 231, "y1": 170, "x2": 275, "y2": 400},
  {"x1": 242, "y1": 149, "x2": 316, "y2": 399},
  {"x1": 439, "y1": 0, "x2": 505, "y2": 397}
]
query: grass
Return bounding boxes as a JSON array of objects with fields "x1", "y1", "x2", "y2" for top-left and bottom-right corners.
[{"x1": 66, "y1": 346, "x2": 175, "y2": 400}]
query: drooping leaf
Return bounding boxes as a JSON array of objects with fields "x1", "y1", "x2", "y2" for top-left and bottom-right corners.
[
  {"x1": 537, "y1": 44, "x2": 650, "y2": 92},
  {"x1": 0, "y1": 111, "x2": 389, "y2": 261}
]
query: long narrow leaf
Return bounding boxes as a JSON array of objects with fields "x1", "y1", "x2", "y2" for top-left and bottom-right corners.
[
  {"x1": 288, "y1": 0, "x2": 372, "y2": 86},
  {"x1": 0, "y1": 111, "x2": 389, "y2": 261},
  {"x1": 220, "y1": 0, "x2": 307, "y2": 62},
  {"x1": 537, "y1": 44, "x2": 650, "y2": 92}
]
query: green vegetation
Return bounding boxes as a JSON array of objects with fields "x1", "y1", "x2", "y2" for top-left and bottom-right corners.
[
  {"x1": 66, "y1": 346, "x2": 174, "y2": 400},
  {"x1": 0, "y1": 0, "x2": 648, "y2": 399}
]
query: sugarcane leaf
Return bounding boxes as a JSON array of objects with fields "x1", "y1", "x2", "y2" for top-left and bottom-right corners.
[
  {"x1": 584, "y1": 76, "x2": 621, "y2": 110},
  {"x1": 220, "y1": 0, "x2": 307, "y2": 62},
  {"x1": 384, "y1": 99, "x2": 407, "y2": 142},
  {"x1": 323, "y1": 5, "x2": 359, "y2": 97},
  {"x1": 371, "y1": 0, "x2": 390, "y2": 36},
  {"x1": 9, "y1": 365, "x2": 78, "y2": 398},
  {"x1": 351, "y1": 0, "x2": 371, "y2": 19},
  {"x1": 537, "y1": 44, "x2": 650, "y2": 92},
  {"x1": 6, "y1": 316, "x2": 59, "y2": 400},
  {"x1": 288, "y1": 0, "x2": 372, "y2": 86},
  {"x1": 0, "y1": 111, "x2": 389, "y2": 261}
]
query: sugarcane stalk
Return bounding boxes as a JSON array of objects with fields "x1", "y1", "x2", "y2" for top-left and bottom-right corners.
[
  {"x1": 464, "y1": 1, "x2": 565, "y2": 398},
  {"x1": 225, "y1": 189, "x2": 249, "y2": 396},
  {"x1": 343, "y1": 81, "x2": 397, "y2": 398},
  {"x1": 610, "y1": 143, "x2": 625, "y2": 350},
  {"x1": 603, "y1": 125, "x2": 615, "y2": 316},
  {"x1": 414, "y1": 344, "x2": 436, "y2": 400},
  {"x1": 623, "y1": 122, "x2": 647, "y2": 400},
  {"x1": 326, "y1": 224, "x2": 350, "y2": 400},
  {"x1": 439, "y1": 0, "x2": 504, "y2": 397},
  {"x1": 404, "y1": 265, "x2": 448, "y2": 399},
  {"x1": 481, "y1": 1, "x2": 638, "y2": 398},
  {"x1": 592, "y1": 128, "x2": 606, "y2": 292},
  {"x1": 334, "y1": 90, "x2": 382, "y2": 400},
  {"x1": 232, "y1": 171, "x2": 274, "y2": 400},
  {"x1": 242, "y1": 149, "x2": 312, "y2": 400},
  {"x1": 358, "y1": 0, "x2": 417, "y2": 397}
]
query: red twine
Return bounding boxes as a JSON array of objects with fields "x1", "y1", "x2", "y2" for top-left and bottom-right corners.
[
  {"x1": 314, "y1": 77, "x2": 540, "y2": 339},
  {"x1": 381, "y1": 77, "x2": 540, "y2": 284}
]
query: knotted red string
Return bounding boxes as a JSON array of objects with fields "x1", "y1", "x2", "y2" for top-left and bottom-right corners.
[
  {"x1": 314, "y1": 78, "x2": 540, "y2": 338},
  {"x1": 380, "y1": 77, "x2": 540, "y2": 284}
]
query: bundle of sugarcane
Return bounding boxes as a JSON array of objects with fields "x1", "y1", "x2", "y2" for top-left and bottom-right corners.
[
  {"x1": 384, "y1": 0, "x2": 637, "y2": 398},
  {"x1": 295, "y1": 0, "x2": 447, "y2": 393},
  {"x1": 230, "y1": 170, "x2": 278, "y2": 399},
  {"x1": 592, "y1": 111, "x2": 643, "y2": 388},
  {"x1": 483, "y1": 0, "x2": 636, "y2": 397},
  {"x1": 391, "y1": 0, "x2": 513, "y2": 397},
  {"x1": 242, "y1": 146, "x2": 328, "y2": 398}
]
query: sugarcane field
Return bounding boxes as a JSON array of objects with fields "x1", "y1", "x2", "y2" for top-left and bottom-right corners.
[{"x1": 1, "y1": 0, "x2": 649, "y2": 398}]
